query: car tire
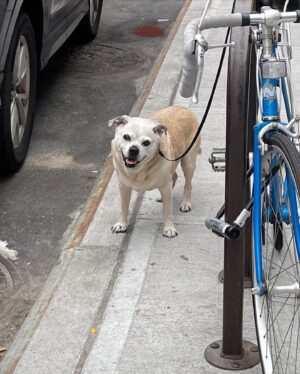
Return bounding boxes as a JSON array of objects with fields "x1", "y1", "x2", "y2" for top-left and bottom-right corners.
[
  {"x1": 79, "y1": 0, "x2": 103, "y2": 42},
  {"x1": 0, "y1": 12, "x2": 37, "y2": 176}
]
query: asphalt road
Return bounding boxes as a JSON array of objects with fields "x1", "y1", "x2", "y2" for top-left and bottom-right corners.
[{"x1": 0, "y1": 0, "x2": 185, "y2": 358}]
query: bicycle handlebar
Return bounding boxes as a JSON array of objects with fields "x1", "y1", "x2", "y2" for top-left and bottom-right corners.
[
  {"x1": 199, "y1": 10, "x2": 300, "y2": 30},
  {"x1": 179, "y1": 8, "x2": 300, "y2": 102}
]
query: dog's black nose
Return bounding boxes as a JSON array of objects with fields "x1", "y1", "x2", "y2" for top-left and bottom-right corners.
[{"x1": 129, "y1": 146, "x2": 139, "y2": 157}]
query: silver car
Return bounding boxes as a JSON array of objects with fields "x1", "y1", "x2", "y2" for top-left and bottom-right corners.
[{"x1": 0, "y1": 0, "x2": 103, "y2": 175}]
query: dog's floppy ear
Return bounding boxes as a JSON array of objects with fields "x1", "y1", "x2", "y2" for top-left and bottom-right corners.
[
  {"x1": 153, "y1": 123, "x2": 167, "y2": 137},
  {"x1": 108, "y1": 115, "x2": 130, "y2": 128}
]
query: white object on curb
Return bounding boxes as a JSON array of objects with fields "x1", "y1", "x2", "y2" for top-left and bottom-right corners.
[{"x1": 0, "y1": 240, "x2": 18, "y2": 261}]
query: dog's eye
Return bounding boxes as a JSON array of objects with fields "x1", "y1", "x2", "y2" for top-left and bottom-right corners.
[
  {"x1": 123, "y1": 134, "x2": 131, "y2": 141},
  {"x1": 142, "y1": 140, "x2": 151, "y2": 147}
]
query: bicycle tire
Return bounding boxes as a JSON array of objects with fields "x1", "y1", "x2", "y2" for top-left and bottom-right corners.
[{"x1": 253, "y1": 132, "x2": 300, "y2": 374}]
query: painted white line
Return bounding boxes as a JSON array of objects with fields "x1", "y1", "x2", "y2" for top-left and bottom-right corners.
[{"x1": 82, "y1": 219, "x2": 158, "y2": 374}]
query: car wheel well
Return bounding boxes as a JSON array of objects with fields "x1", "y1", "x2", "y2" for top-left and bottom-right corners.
[{"x1": 21, "y1": 0, "x2": 43, "y2": 69}]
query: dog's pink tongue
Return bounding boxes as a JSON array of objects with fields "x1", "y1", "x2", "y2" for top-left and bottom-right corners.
[{"x1": 126, "y1": 159, "x2": 137, "y2": 165}]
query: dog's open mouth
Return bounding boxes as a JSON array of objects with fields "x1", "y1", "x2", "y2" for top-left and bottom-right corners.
[{"x1": 122, "y1": 154, "x2": 140, "y2": 168}]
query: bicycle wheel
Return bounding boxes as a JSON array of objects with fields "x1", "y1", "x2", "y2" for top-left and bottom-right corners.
[{"x1": 253, "y1": 133, "x2": 300, "y2": 373}]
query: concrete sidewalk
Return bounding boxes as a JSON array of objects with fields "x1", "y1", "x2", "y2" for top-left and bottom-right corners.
[{"x1": 0, "y1": 0, "x2": 265, "y2": 373}]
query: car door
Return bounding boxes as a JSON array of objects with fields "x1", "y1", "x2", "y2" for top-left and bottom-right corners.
[
  {"x1": 65, "y1": 0, "x2": 88, "y2": 38},
  {"x1": 41, "y1": 0, "x2": 69, "y2": 66}
]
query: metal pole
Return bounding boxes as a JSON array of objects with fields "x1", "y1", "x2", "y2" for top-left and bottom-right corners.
[
  {"x1": 222, "y1": 19, "x2": 248, "y2": 357},
  {"x1": 244, "y1": 39, "x2": 257, "y2": 287},
  {"x1": 204, "y1": 0, "x2": 260, "y2": 369}
]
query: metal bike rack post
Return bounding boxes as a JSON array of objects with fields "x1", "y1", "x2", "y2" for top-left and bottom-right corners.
[
  {"x1": 244, "y1": 38, "x2": 256, "y2": 288},
  {"x1": 204, "y1": 0, "x2": 260, "y2": 370}
]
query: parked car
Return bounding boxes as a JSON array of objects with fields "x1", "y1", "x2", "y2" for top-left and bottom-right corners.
[{"x1": 0, "y1": 0, "x2": 103, "y2": 175}]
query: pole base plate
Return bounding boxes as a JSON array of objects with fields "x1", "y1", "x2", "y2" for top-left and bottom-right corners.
[{"x1": 204, "y1": 340, "x2": 260, "y2": 370}]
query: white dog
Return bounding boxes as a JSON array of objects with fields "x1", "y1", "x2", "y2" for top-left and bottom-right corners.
[{"x1": 109, "y1": 106, "x2": 200, "y2": 238}]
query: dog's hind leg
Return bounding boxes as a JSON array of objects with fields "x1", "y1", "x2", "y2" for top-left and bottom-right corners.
[{"x1": 180, "y1": 147, "x2": 198, "y2": 212}]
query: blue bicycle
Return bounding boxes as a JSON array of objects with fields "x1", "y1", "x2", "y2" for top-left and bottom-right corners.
[{"x1": 181, "y1": 1, "x2": 300, "y2": 372}]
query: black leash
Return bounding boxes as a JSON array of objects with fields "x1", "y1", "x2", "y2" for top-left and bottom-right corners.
[{"x1": 159, "y1": 26, "x2": 231, "y2": 162}]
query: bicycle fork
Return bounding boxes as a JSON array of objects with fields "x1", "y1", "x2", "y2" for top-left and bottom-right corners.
[{"x1": 252, "y1": 123, "x2": 300, "y2": 296}]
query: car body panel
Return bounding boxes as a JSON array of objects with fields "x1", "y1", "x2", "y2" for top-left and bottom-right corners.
[
  {"x1": 0, "y1": 0, "x2": 90, "y2": 90},
  {"x1": 0, "y1": 0, "x2": 33, "y2": 73},
  {"x1": 0, "y1": 1, "x2": 8, "y2": 88},
  {"x1": 66, "y1": 0, "x2": 88, "y2": 38},
  {"x1": 0, "y1": 0, "x2": 89, "y2": 70},
  {"x1": 40, "y1": 0, "x2": 69, "y2": 67},
  {"x1": 0, "y1": 0, "x2": 99, "y2": 172},
  {"x1": 0, "y1": 1, "x2": 8, "y2": 23},
  {"x1": 0, "y1": 5, "x2": 13, "y2": 73}
]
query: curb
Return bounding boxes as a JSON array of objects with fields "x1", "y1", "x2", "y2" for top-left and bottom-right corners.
[{"x1": 0, "y1": 1, "x2": 191, "y2": 372}]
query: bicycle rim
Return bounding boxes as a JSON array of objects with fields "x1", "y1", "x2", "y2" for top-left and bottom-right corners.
[{"x1": 253, "y1": 134, "x2": 300, "y2": 374}]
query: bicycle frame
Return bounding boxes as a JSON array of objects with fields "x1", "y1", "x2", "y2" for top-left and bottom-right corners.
[{"x1": 252, "y1": 28, "x2": 300, "y2": 295}]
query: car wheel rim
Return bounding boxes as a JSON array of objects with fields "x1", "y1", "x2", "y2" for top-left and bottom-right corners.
[
  {"x1": 89, "y1": 0, "x2": 99, "y2": 25},
  {"x1": 11, "y1": 35, "x2": 30, "y2": 149}
]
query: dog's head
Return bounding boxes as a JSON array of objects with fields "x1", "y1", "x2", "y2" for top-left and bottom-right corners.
[{"x1": 109, "y1": 115, "x2": 167, "y2": 170}]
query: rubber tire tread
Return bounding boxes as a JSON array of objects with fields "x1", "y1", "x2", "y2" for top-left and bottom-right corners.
[
  {"x1": 78, "y1": 0, "x2": 103, "y2": 42},
  {"x1": 267, "y1": 134, "x2": 300, "y2": 251},
  {"x1": 265, "y1": 133, "x2": 300, "y2": 194}
]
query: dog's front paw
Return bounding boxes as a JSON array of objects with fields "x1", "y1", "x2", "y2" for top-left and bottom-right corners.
[
  {"x1": 180, "y1": 202, "x2": 192, "y2": 212},
  {"x1": 111, "y1": 222, "x2": 128, "y2": 233},
  {"x1": 163, "y1": 226, "x2": 178, "y2": 238}
]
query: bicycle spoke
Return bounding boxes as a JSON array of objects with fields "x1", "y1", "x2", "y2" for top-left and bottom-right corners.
[
  {"x1": 272, "y1": 303, "x2": 300, "y2": 372},
  {"x1": 264, "y1": 294, "x2": 291, "y2": 338},
  {"x1": 284, "y1": 297, "x2": 297, "y2": 373},
  {"x1": 268, "y1": 262, "x2": 298, "y2": 283}
]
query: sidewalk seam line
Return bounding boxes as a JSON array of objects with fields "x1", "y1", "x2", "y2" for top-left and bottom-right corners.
[{"x1": 72, "y1": 193, "x2": 144, "y2": 373}]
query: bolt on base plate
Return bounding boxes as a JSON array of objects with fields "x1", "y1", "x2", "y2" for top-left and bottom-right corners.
[{"x1": 204, "y1": 340, "x2": 260, "y2": 370}]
